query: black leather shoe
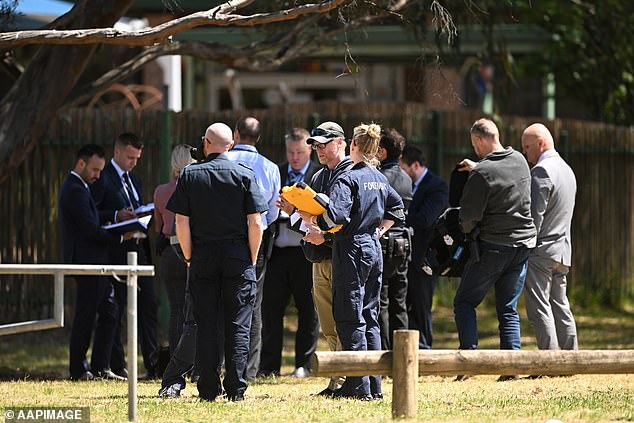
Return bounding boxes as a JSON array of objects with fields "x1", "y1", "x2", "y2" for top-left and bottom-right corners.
[
  {"x1": 96, "y1": 369, "x2": 126, "y2": 381},
  {"x1": 372, "y1": 393, "x2": 384, "y2": 400},
  {"x1": 497, "y1": 375, "x2": 519, "y2": 382},
  {"x1": 314, "y1": 387, "x2": 337, "y2": 397},
  {"x1": 332, "y1": 389, "x2": 374, "y2": 401},
  {"x1": 112, "y1": 368, "x2": 128, "y2": 379},
  {"x1": 70, "y1": 371, "x2": 95, "y2": 381},
  {"x1": 228, "y1": 393, "x2": 244, "y2": 402}
]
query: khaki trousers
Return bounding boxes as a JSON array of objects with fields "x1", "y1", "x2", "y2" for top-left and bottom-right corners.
[{"x1": 312, "y1": 259, "x2": 345, "y2": 389}]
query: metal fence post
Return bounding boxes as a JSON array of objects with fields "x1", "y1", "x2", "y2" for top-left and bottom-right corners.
[
  {"x1": 392, "y1": 330, "x2": 418, "y2": 419},
  {"x1": 127, "y1": 252, "x2": 138, "y2": 422},
  {"x1": 53, "y1": 271, "x2": 64, "y2": 328}
]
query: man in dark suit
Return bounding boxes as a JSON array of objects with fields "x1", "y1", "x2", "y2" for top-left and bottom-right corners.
[
  {"x1": 91, "y1": 133, "x2": 159, "y2": 379},
  {"x1": 59, "y1": 144, "x2": 135, "y2": 381},
  {"x1": 259, "y1": 128, "x2": 320, "y2": 377},
  {"x1": 400, "y1": 145, "x2": 448, "y2": 348}
]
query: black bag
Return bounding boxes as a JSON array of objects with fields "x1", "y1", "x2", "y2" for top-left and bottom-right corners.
[{"x1": 423, "y1": 207, "x2": 469, "y2": 277}]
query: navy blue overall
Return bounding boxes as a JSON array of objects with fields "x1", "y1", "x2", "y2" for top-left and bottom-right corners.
[{"x1": 316, "y1": 162, "x2": 404, "y2": 397}]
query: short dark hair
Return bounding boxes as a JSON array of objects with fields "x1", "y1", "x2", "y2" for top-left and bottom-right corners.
[
  {"x1": 285, "y1": 127, "x2": 310, "y2": 143},
  {"x1": 77, "y1": 144, "x2": 105, "y2": 162},
  {"x1": 115, "y1": 132, "x2": 143, "y2": 149},
  {"x1": 380, "y1": 128, "x2": 406, "y2": 161},
  {"x1": 401, "y1": 144, "x2": 425, "y2": 167},
  {"x1": 236, "y1": 117, "x2": 261, "y2": 143}
]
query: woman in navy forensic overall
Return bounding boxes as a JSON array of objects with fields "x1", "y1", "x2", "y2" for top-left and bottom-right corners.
[{"x1": 299, "y1": 123, "x2": 404, "y2": 400}]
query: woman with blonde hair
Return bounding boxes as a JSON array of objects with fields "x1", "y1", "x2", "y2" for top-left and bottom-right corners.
[
  {"x1": 153, "y1": 144, "x2": 195, "y2": 354},
  {"x1": 299, "y1": 123, "x2": 405, "y2": 400}
]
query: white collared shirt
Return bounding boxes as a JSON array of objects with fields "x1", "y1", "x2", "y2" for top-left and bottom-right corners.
[
  {"x1": 111, "y1": 159, "x2": 140, "y2": 205},
  {"x1": 70, "y1": 171, "x2": 88, "y2": 189}
]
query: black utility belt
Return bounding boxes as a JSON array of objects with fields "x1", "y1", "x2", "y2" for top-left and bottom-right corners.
[{"x1": 380, "y1": 231, "x2": 411, "y2": 259}]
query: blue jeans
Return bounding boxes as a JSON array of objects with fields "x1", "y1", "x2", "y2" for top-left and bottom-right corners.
[{"x1": 453, "y1": 241, "x2": 530, "y2": 350}]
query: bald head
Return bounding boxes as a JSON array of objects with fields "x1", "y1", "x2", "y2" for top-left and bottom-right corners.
[
  {"x1": 521, "y1": 123, "x2": 554, "y2": 165},
  {"x1": 204, "y1": 122, "x2": 234, "y2": 155},
  {"x1": 469, "y1": 118, "x2": 503, "y2": 158}
]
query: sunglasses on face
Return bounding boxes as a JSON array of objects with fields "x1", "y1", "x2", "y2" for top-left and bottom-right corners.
[{"x1": 312, "y1": 140, "x2": 334, "y2": 151}]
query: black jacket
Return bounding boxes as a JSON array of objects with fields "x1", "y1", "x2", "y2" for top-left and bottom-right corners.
[
  {"x1": 406, "y1": 170, "x2": 448, "y2": 267},
  {"x1": 91, "y1": 161, "x2": 151, "y2": 264},
  {"x1": 59, "y1": 173, "x2": 119, "y2": 264}
]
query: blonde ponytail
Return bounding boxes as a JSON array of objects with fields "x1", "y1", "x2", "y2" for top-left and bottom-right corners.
[{"x1": 353, "y1": 123, "x2": 382, "y2": 167}]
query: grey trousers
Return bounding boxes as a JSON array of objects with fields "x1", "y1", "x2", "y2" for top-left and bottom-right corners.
[{"x1": 524, "y1": 254, "x2": 578, "y2": 350}]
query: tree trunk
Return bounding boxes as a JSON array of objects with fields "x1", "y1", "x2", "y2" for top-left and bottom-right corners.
[{"x1": 0, "y1": 0, "x2": 133, "y2": 184}]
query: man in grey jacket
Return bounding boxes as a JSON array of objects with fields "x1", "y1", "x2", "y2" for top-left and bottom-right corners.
[
  {"x1": 521, "y1": 123, "x2": 578, "y2": 351},
  {"x1": 455, "y1": 118, "x2": 536, "y2": 359}
]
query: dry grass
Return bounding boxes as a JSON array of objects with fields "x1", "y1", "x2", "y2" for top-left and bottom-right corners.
[{"x1": 1, "y1": 299, "x2": 633, "y2": 422}]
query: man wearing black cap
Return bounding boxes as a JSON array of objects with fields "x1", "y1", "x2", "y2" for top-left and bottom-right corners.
[{"x1": 278, "y1": 121, "x2": 352, "y2": 396}]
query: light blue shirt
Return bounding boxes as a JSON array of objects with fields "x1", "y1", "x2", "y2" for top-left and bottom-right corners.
[{"x1": 227, "y1": 144, "x2": 281, "y2": 229}]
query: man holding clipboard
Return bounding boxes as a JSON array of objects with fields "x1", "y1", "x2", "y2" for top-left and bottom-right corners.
[
  {"x1": 91, "y1": 132, "x2": 159, "y2": 380},
  {"x1": 59, "y1": 144, "x2": 138, "y2": 381}
]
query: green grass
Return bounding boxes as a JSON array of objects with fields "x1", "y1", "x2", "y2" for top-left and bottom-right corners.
[{"x1": 1, "y1": 300, "x2": 633, "y2": 422}]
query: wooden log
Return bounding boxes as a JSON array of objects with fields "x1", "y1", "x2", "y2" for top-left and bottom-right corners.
[
  {"x1": 312, "y1": 349, "x2": 634, "y2": 377},
  {"x1": 392, "y1": 330, "x2": 418, "y2": 419},
  {"x1": 311, "y1": 351, "x2": 393, "y2": 377}
]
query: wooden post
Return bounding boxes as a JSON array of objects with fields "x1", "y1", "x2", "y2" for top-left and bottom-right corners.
[{"x1": 392, "y1": 330, "x2": 418, "y2": 419}]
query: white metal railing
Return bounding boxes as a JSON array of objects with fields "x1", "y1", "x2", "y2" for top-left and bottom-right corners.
[{"x1": 0, "y1": 252, "x2": 153, "y2": 422}]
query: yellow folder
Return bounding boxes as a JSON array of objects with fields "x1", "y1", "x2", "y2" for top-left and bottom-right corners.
[{"x1": 280, "y1": 182, "x2": 342, "y2": 233}]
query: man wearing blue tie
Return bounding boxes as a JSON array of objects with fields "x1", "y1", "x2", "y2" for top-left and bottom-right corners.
[
  {"x1": 91, "y1": 133, "x2": 159, "y2": 379},
  {"x1": 259, "y1": 128, "x2": 320, "y2": 378}
]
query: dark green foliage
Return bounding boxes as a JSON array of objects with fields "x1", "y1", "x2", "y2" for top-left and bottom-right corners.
[{"x1": 518, "y1": 1, "x2": 634, "y2": 125}]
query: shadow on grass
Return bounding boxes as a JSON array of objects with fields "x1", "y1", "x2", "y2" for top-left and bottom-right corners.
[{"x1": 2, "y1": 302, "x2": 634, "y2": 380}]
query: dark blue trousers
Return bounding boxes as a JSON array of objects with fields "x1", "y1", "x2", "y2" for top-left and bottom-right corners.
[
  {"x1": 189, "y1": 243, "x2": 256, "y2": 400},
  {"x1": 454, "y1": 241, "x2": 530, "y2": 350},
  {"x1": 406, "y1": 262, "x2": 437, "y2": 349},
  {"x1": 260, "y1": 246, "x2": 319, "y2": 374},
  {"x1": 160, "y1": 268, "x2": 197, "y2": 391},
  {"x1": 379, "y1": 256, "x2": 409, "y2": 350},
  {"x1": 69, "y1": 276, "x2": 118, "y2": 378},
  {"x1": 332, "y1": 235, "x2": 383, "y2": 396}
]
